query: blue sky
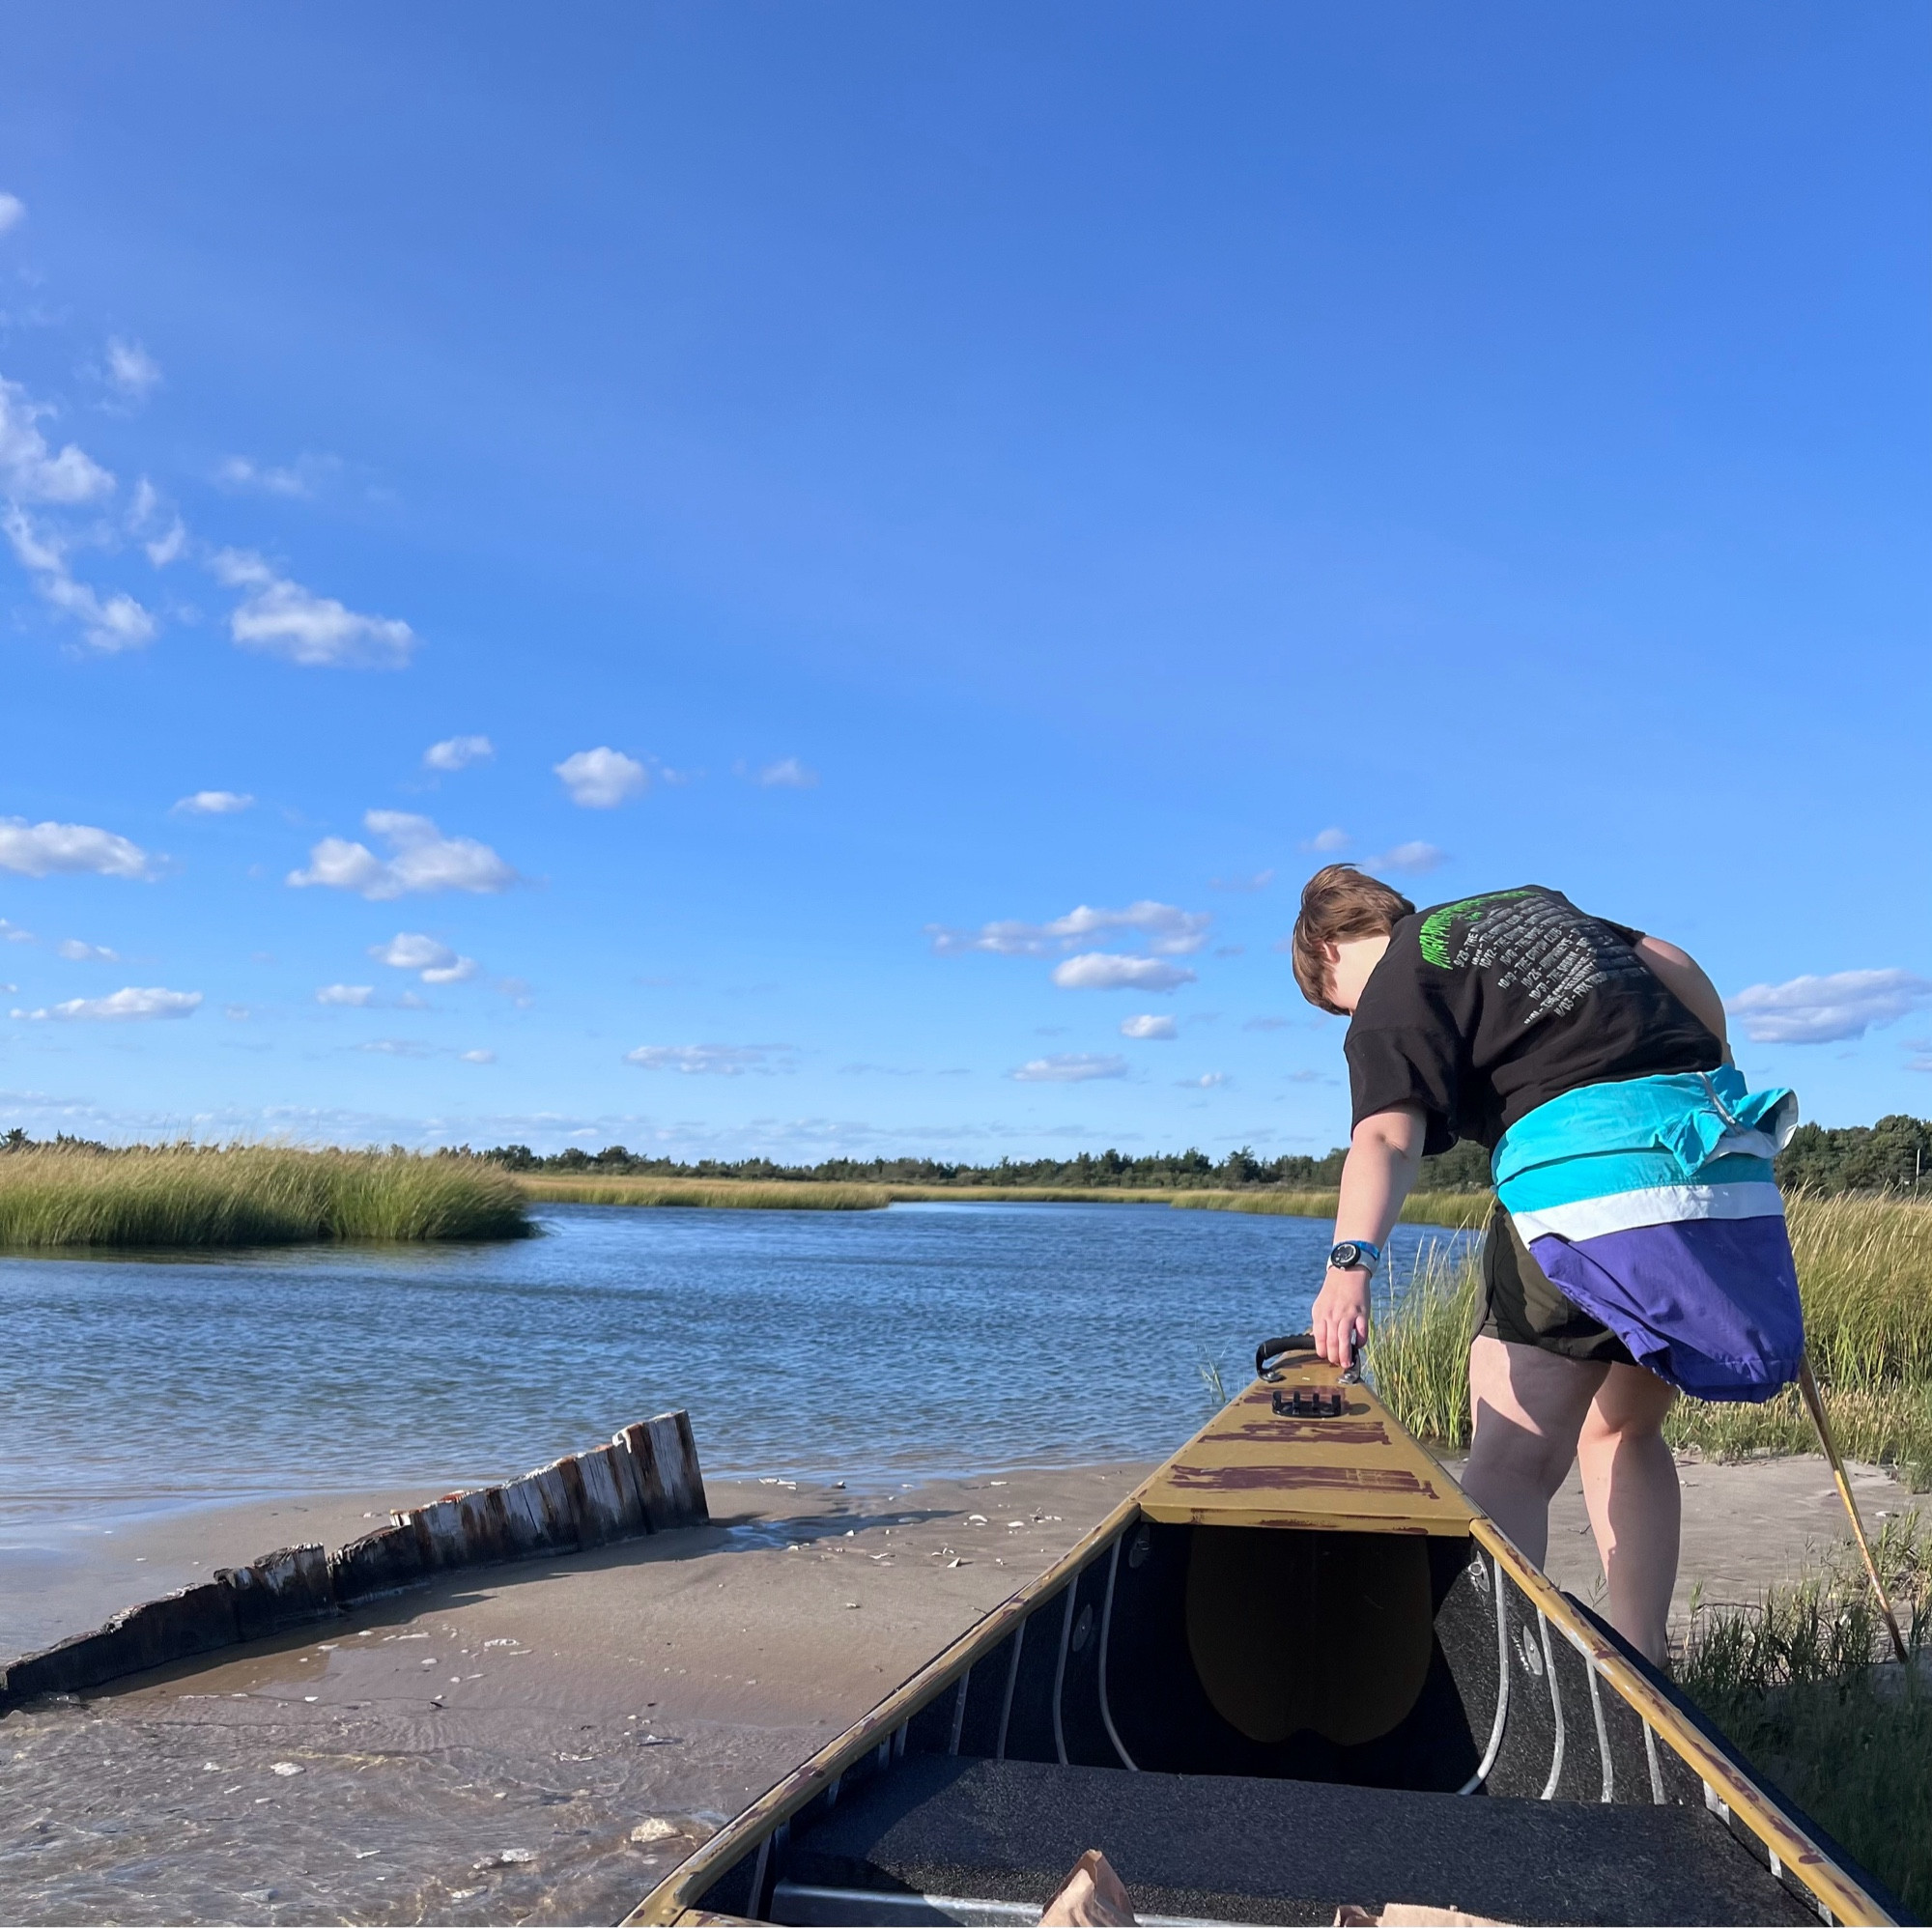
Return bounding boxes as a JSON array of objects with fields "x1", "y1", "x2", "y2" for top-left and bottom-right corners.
[{"x1": 0, "y1": 4, "x2": 1926, "y2": 1158}]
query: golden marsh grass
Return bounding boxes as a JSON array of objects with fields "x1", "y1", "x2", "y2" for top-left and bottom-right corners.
[{"x1": 0, "y1": 1144, "x2": 531, "y2": 1247}]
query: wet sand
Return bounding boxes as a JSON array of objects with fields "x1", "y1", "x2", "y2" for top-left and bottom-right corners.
[{"x1": 0, "y1": 1453, "x2": 1921, "y2": 1923}]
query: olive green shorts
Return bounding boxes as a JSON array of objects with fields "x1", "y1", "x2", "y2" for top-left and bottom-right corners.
[{"x1": 1476, "y1": 1201, "x2": 1634, "y2": 1368}]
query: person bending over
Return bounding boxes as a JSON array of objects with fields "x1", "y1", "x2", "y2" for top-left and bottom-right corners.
[{"x1": 1289, "y1": 867, "x2": 1799, "y2": 1665}]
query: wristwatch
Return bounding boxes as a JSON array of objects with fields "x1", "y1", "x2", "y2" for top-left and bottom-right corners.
[{"x1": 1327, "y1": 1239, "x2": 1381, "y2": 1276}]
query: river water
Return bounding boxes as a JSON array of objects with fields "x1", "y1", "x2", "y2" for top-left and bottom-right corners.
[
  {"x1": 0, "y1": 1202, "x2": 1474, "y2": 1926},
  {"x1": 0, "y1": 1201, "x2": 1470, "y2": 1532}
]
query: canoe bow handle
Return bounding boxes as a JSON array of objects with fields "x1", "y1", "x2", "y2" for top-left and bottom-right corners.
[{"x1": 1255, "y1": 1332, "x2": 1367, "y2": 1385}]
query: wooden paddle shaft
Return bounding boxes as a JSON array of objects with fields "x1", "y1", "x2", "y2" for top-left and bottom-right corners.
[{"x1": 1795, "y1": 1352, "x2": 1910, "y2": 1665}]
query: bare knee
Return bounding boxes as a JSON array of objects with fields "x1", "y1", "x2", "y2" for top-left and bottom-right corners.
[{"x1": 1469, "y1": 1404, "x2": 1578, "y2": 1499}]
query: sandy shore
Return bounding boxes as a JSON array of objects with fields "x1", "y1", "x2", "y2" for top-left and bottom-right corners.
[{"x1": 0, "y1": 1453, "x2": 1921, "y2": 1923}]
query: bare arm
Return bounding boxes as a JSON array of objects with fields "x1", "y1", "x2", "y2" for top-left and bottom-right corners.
[
  {"x1": 1635, "y1": 936, "x2": 1729, "y2": 1059},
  {"x1": 1310, "y1": 1102, "x2": 1426, "y2": 1368}
]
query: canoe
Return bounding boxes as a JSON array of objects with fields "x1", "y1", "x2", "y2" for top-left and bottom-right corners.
[{"x1": 625, "y1": 1337, "x2": 1906, "y2": 1927}]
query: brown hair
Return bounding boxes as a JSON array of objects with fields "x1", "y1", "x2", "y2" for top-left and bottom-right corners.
[{"x1": 1292, "y1": 865, "x2": 1416, "y2": 1014}]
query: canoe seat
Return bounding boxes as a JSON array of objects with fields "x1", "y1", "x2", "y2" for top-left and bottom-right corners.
[{"x1": 774, "y1": 1753, "x2": 1815, "y2": 1926}]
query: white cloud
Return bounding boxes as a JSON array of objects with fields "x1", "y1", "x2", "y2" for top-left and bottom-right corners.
[
  {"x1": 369, "y1": 931, "x2": 478, "y2": 984},
  {"x1": 424, "y1": 734, "x2": 495, "y2": 773},
  {"x1": 1369, "y1": 841, "x2": 1448, "y2": 876},
  {"x1": 211, "y1": 548, "x2": 414, "y2": 668},
  {"x1": 104, "y1": 338, "x2": 161, "y2": 403},
  {"x1": 172, "y1": 790, "x2": 254, "y2": 815},
  {"x1": 460, "y1": 1049, "x2": 497, "y2": 1065},
  {"x1": 0, "y1": 919, "x2": 33, "y2": 941},
  {"x1": 1051, "y1": 953, "x2": 1197, "y2": 993},
  {"x1": 0, "y1": 817, "x2": 153, "y2": 880},
  {"x1": 5, "y1": 507, "x2": 157, "y2": 652},
  {"x1": 1178, "y1": 1071, "x2": 1230, "y2": 1089},
  {"x1": 1010, "y1": 1053, "x2": 1128, "y2": 1083},
  {"x1": 0, "y1": 377, "x2": 115, "y2": 502},
  {"x1": 0, "y1": 193, "x2": 23, "y2": 235},
  {"x1": 929, "y1": 900, "x2": 1211, "y2": 959},
  {"x1": 755, "y1": 756, "x2": 818, "y2": 789},
  {"x1": 214, "y1": 454, "x2": 337, "y2": 498},
  {"x1": 1121, "y1": 1013, "x2": 1177, "y2": 1039},
  {"x1": 15, "y1": 985, "x2": 200, "y2": 1022},
  {"x1": 624, "y1": 1043, "x2": 792, "y2": 1075},
  {"x1": 1726, "y1": 969, "x2": 1932, "y2": 1045},
  {"x1": 555, "y1": 747, "x2": 647, "y2": 808},
  {"x1": 128, "y1": 478, "x2": 186, "y2": 566},
  {"x1": 287, "y1": 811, "x2": 516, "y2": 900},
  {"x1": 1302, "y1": 827, "x2": 1350, "y2": 854},
  {"x1": 316, "y1": 984, "x2": 377, "y2": 1007},
  {"x1": 55, "y1": 939, "x2": 119, "y2": 963}
]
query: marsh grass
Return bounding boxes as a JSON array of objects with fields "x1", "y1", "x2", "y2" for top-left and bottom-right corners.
[
  {"x1": 521, "y1": 1177, "x2": 894, "y2": 1210},
  {"x1": 519, "y1": 1177, "x2": 1185, "y2": 1209},
  {"x1": 0, "y1": 1144, "x2": 531, "y2": 1247},
  {"x1": 1171, "y1": 1188, "x2": 1493, "y2": 1230},
  {"x1": 1368, "y1": 1241, "x2": 1482, "y2": 1447},
  {"x1": 1674, "y1": 1512, "x2": 1932, "y2": 1914}
]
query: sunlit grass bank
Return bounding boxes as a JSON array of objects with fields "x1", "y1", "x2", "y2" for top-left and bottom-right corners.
[
  {"x1": 521, "y1": 1177, "x2": 1186, "y2": 1209},
  {"x1": 0, "y1": 1145, "x2": 531, "y2": 1248},
  {"x1": 521, "y1": 1177, "x2": 895, "y2": 1210},
  {"x1": 1674, "y1": 1514, "x2": 1931, "y2": 1914},
  {"x1": 1171, "y1": 1188, "x2": 1492, "y2": 1230},
  {"x1": 1366, "y1": 1193, "x2": 1932, "y2": 1489}
]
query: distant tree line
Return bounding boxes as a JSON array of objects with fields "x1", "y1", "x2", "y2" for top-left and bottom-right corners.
[
  {"x1": 10, "y1": 1117, "x2": 1925, "y2": 1196},
  {"x1": 474, "y1": 1135, "x2": 1499, "y2": 1191}
]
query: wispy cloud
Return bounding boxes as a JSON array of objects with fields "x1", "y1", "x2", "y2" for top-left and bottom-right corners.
[
  {"x1": 215, "y1": 453, "x2": 338, "y2": 498},
  {"x1": 1010, "y1": 1053, "x2": 1128, "y2": 1083},
  {"x1": 1052, "y1": 953, "x2": 1196, "y2": 993},
  {"x1": 624, "y1": 1043, "x2": 794, "y2": 1076},
  {"x1": 128, "y1": 477, "x2": 186, "y2": 566},
  {"x1": 460, "y1": 1049, "x2": 497, "y2": 1064},
  {"x1": 1727, "y1": 969, "x2": 1932, "y2": 1045},
  {"x1": 1209, "y1": 869, "x2": 1274, "y2": 893},
  {"x1": 555, "y1": 746, "x2": 647, "y2": 808},
  {"x1": 55, "y1": 939, "x2": 119, "y2": 963},
  {"x1": 1177, "y1": 1071, "x2": 1229, "y2": 1089},
  {"x1": 424, "y1": 734, "x2": 495, "y2": 774},
  {"x1": 173, "y1": 789, "x2": 254, "y2": 816},
  {"x1": 0, "y1": 817, "x2": 154, "y2": 880},
  {"x1": 316, "y1": 984, "x2": 377, "y2": 1007},
  {"x1": 1368, "y1": 840, "x2": 1447, "y2": 876},
  {"x1": 4, "y1": 507, "x2": 156, "y2": 651},
  {"x1": 1120, "y1": 1013, "x2": 1177, "y2": 1039},
  {"x1": 1301, "y1": 828, "x2": 1350, "y2": 854},
  {"x1": 1242, "y1": 1015, "x2": 1292, "y2": 1032},
  {"x1": 753, "y1": 756, "x2": 818, "y2": 789},
  {"x1": 288, "y1": 811, "x2": 516, "y2": 900},
  {"x1": 929, "y1": 900, "x2": 1211, "y2": 959},
  {"x1": 0, "y1": 376, "x2": 115, "y2": 503},
  {"x1": 370, "y1": 931, "x2": 478, "y2": 984},
  {"x1": 14, "y1": 985, "x2": 200, "y2": 1022},
  {"x1": 211, "y1": 548, "x2": 414, "y2": 668},
  {"x1": 104, "y1": 337, "x2": 161, "y2": 404},
  {"x1": 0, "y1": 193, "x2": 23, "y2": 235}
]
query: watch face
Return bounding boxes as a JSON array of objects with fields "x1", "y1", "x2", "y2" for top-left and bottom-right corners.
[{"x1": 1330, "y1": 1241, "x2": 1361, "y2": 1267}]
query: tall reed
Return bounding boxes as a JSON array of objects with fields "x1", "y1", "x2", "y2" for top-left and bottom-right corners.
[
  {"x1": 1368, "y1": 1241, "x2": 1483, "y2": 1446},
  {"x1": 521, "y1": 1177, "x2": 893, "y2": 1210},
  {"x1": 1674, "y1": 1513, "x2": 1932, "y2": 1913},
  {"x1": 0, "y1": 1144, "x2": 531, "y2": 1247}
]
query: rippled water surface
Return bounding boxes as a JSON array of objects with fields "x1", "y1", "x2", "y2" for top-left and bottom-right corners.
[{"x1": 0, "y1": 1202, "x2": 1469, "y2": 1522}]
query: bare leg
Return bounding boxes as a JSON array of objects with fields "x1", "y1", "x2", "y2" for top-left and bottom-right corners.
[
  {"x1": 1462, "y1": 1335, "x2": 1606, "y2": 1567},
  {"x1": 1576, "y1": 1363, "x2": 1681, "y2": 1664}
]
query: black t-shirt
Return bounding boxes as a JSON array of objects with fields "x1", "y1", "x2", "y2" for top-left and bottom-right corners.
[{"x1": 1344, "y1": 885, "x2": 1722, "y2": 1156}]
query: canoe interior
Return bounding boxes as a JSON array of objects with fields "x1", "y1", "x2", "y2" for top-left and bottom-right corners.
[{"x1": 635, "y1": 1362, "x2": 1908, "y2": 1928}]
